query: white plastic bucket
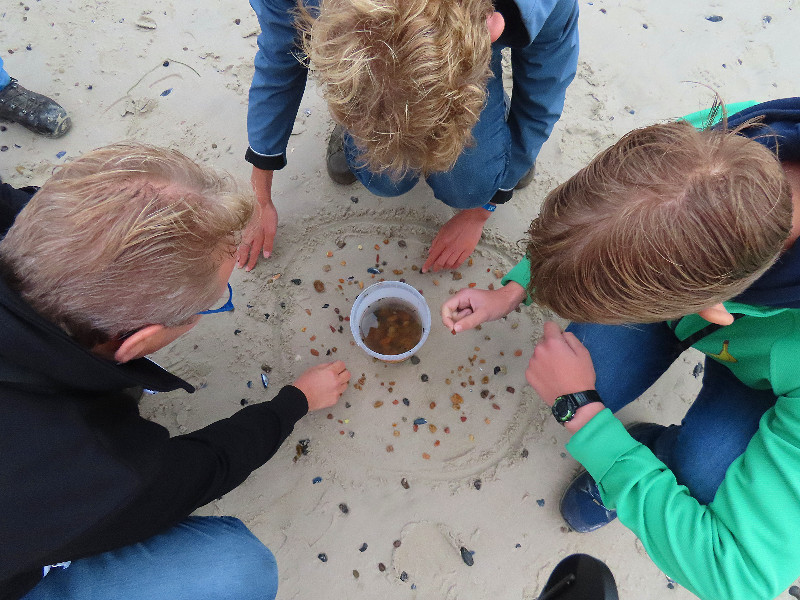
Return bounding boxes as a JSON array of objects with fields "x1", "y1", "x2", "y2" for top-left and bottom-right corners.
[{"x1": 350, "y1": 281, "x2": 431, "y2": 362}]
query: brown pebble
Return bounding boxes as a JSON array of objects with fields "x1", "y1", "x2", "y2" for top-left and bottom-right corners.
[
  {"x1": 383, "y1": 238, "x2": 390, "y2": 245},
  {"x1": 322, "y1": 264, "x2": 332, "y2": 272},
  {"x1": 514, "y1": 349, "x2": 523, "y2": 356},
  {"x1": 353, "y1": 570, "x2": 360, "y2": 579},
  {"x1": 393, "y1": 539, "x2": 401, "y2": 548},
  {"x1": 386, "y1": 445, "x2": 394, "y2": 452},
  {"x1": 326, "y1": 251, "x2": 333, "y2": 257},
  {"x1": 480, "y1": 389, "x2": 489, "y2": 398},
  {"x1": 327, "y1": 413, "x2": 333, "y2": 419},
  {"x1": 452, "y1": 271, "x2": 463, "y2": 281},
  {"x1": 506, "y1": 386, "x2": 515, "y2": 394},
  {"x1": 422, "y1": 452, "x2": 431, "y2": 460},
  {"x1": 374, "y1": 400, "x2": 384, "y2": 408},
  {"x1": 313, "y1": 280, "x2": 325, "y2": 293},
  {"x1": 378, "y1": 563, "x2": 386, "y2": 572},
  {"x1": 401, "y1": 478, "x2": 410, "y2": 489},
  {"x1": 310, "y1": 349, "x2": 319, "y2": 356},
  {"x1": 492, "y1": 403, "x2": 501, "y2": 410},
  {"x1": 481, "y1": 376, "x2": 489, "y2": 384},
  {"x1": 429, "y1": 424, "x2": 437, "y2": 433},
  {"x1": 429, "y1": 401, "x2": 436, "y2": 409}
]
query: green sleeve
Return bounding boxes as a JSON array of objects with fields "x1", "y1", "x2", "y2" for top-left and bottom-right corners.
[
  {"x1": 567, "y1": 398, "x2": 800, "y2": 600},
  {"x1": 679, "y1": 101, "x2": 758, "y2": 129},
  {"x1": 500, "y1": 257, "x2": 534, "y2": 306}
]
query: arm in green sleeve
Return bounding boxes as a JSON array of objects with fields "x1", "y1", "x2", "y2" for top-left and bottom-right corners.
[
  {"x1": 501, "y1": 257, "x2": 534, "y2": 306},
  {"x1": 567, "y1": 402, "x2": 800, "y2": 600}
]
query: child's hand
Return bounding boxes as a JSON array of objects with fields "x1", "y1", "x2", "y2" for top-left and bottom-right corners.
[
  {"x1": 293, "y1": 361, "x2": 351, "y2": 411},
  {"x1": 441, "y1": 282, "x2": 527, "y2": 333},
  {"x1": 525, "y1": 322, "x2": 596, "y2": 405}
]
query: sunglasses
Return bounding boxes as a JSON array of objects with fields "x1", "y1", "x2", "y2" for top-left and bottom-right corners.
[{"x1": 197, "y1": 282, "x2": 234, "y2": 315}]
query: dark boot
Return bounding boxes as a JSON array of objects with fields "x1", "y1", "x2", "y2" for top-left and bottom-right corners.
[
  {"x1": 326, "y1": 124, "x2": 356, "y2": 185},
  {"x1": 0, "y1": 79, "x2": 72, "y2": 138}
]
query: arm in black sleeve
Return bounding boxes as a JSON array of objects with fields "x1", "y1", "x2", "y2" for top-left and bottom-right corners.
[
  {"x1": 0, "y1": 183, "x2": 36, "y2": 237},
  {"x1": 46, "y1": 385, "x2": 308, "y2": 563}
]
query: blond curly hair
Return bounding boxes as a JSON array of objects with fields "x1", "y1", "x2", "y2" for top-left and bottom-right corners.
[
  {"x1": 0, "y1": 143, "x2": 254, "y2": 347},
  {"x1": 297, "y1": 0, "x2": 494, "y2": 178},
  {"x1": 526, "y1": 119, "x2": 792, "y2": 324}
]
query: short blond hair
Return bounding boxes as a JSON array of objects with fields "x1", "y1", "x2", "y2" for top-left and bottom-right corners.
[
  {"x1": 526, "y1": 120, "x2": 792, "y2": 323},
  {"x1": 0, "y1": 142, "x2": 254, "y2": 347},
  {"x1": 297, "y1": 0, "x2": 493, "y2": 177}
]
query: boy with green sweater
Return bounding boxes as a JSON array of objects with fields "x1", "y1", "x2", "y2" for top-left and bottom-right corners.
[{"x1": 441, "y1": 98, "x2": 800, "y2": 600}]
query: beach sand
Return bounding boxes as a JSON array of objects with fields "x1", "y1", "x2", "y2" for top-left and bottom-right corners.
[{"x1": 2, "y1": 1, "x2": 799, "y2": 598}]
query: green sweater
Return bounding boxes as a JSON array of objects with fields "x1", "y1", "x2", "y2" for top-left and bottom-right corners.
[{"x1": 505, "y1": 259, "x2": 800, "y2": 599}]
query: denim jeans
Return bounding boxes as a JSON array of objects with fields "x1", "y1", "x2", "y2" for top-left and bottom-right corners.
[
  {"x1": 23, "y1": 517, "x2": 278, "y2": 600},
  {"x1": 344, "y1": 47, "x2": 511, "y2": 210},
  {"x1": 567, "y1": 322, "x2": 777, "y2": 504},
  {"x1": 0, "y1": 56, "x2": 10, "y2": 90}
]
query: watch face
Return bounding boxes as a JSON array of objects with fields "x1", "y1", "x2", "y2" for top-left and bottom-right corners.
[{"x1": 553, "y1": 397, "x2": 574, "y2": 422}]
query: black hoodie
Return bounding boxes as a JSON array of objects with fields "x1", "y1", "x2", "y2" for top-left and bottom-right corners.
[{"x1": 0, "y1": 184, "x2": 309, "y2": 600}]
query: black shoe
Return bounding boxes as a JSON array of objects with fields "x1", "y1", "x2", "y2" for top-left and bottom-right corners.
[
  {"x1": 0, "y1": 79, "x2": 72, "y2": 138},
  {"x1": 326, "y1": 124, "x2": 356, "y2": 185},
  {"x1": 514, "y1": 163, "x2": 536, "y2": 189}
]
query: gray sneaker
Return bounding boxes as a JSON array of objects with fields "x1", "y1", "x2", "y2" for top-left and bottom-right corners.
[
  {"x1": 0, "y1": 78, "x2": 72, "y2": 138},
  {"x1": 514, "y1": 163, "x2": 536, "y2": 189},
  {"x1": 326, "y1": 124, "x2": 357, "y2": 185}
]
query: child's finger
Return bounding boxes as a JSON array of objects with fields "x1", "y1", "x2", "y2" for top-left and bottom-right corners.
[
  {"x1": 562, "y1": 332, "x2": 586, "y2": 354},
  {"x1": 542, "y1": 321, "x2": 563, "y2": 340}
]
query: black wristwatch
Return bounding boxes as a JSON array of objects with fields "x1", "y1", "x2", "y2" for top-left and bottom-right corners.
[{"x1": 551, "y1": 390, "x2": 603, "y2": 424}]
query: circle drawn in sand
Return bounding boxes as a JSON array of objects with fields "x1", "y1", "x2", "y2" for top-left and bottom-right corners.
[{"x1": 269, "y1": 209, "x2": 546, "y2": 482}]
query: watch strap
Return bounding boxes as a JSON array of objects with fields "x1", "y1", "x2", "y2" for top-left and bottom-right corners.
[{"x1": 552, "y1": 390, "x2": 603, "y2": 424}]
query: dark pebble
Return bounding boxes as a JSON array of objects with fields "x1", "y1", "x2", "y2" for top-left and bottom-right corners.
[
  {"x1": 692, "y1": 363, "x2": 704, "y2": 378},
  {"x1": 334, "y1": 307, "x2": 340, "y2": 314},
  {"x1": 26, "y1": 44, "x2": 32, "y2": 50},
  {"x1": 398, "y1": 240, "x2": 407, "y2": 248},
  {"x1": 378, "y1": 562, "x2": 386, "y2": 572},
  {"x1": 234, "y1": 18, "x2": 241, "y2": 24},
  {"x1": 480, "y1": 390, "x2": 489, "y2": 399},
  {"x1": 336, "y1": 240, "x2": 346, "y2": 249},
  {"x1": 393, "y1": 539, "x2": 401, "y2": 548},
  {"x1": 763, "y1": 15, "x2": 772, "y2": 24},
  {"x1": 312, "y1": 476, "x2": 322, "y2": 484},
  {"x1": 789, "y1": 585, "x2": 800, "y2": 599},
  {"x1": 291, "y1": 278, "x2": 302, "y2": 285},
  {"x1": 473, "y1": 479, "x2": 482, "y2": 490},
  {"x1": 459, "y1": 546, "x2": 474, "y2": 567},
  {"x1": 401, "y1": 477, "x2": 410, "y2": 489},
  {"x1": 298, "y1": 439, "x2": 310, "y2": 455},
  {"x1": 359, "y1": 542, "x2": 368, "y2": 552},
  {"x1": 280, "y1": 302, "x2": 286, "y2": 309},
  {"x1": 400, "y1": 571, "x2": 408, "y2": 582},
  {"x1": 353, "y1": 570, "x2": 360, "y2": 579},
  {"x1": 493, "y1": 366, "x2": 501, "y2": 375},
  {"x1": 338, "y1": 325, "x2": 343, "y2": 333},
  {"x1": 515, "y1": 543, "x2": 521, "y2": 548},
  {"x1": 402, "y1": 398, "x2": 410, "y2": 406},
  {"x1": 261, "y1": 363, "x2": 272, "y2": 373},
  {"x1": 322, "y1": 303, "x2": 329, "y2": 308},
  {"x1": 261, "y1": 373, "x2": 269, "y2": 388},
  {"x1": 350, "y1": 196, "x2": 359, "y2": 203},
  {"x1": 345, "y1": 402, "x2": 351, "y2": 408},
  {"x1": 246, "y1": 380, "x2": 252, "y2": 388},
  {"x1": 367, "y1": 267, "x2": 381, "y2": 274},
  {"x1": 240, "y1": 398, "x2": 248, "y2": 406},
  {"x1": 413, "y1": 417, "x2": 427, "y2": 425},
  {"x1": 0, "y1": 126, "x2": 6, "y2": 131},
  {"x1": 318, "y1": 553, "x2": 328, "y2": 562},
  {"x1": 506, "y1": 386, "x2": 515, "y2": 394},
  {"x1": 87, "y1": 85, "x2": 92, "y2": 90},
  {"x1": 521, "y1": 448, "x2": 529, "y2": 458},
  {"x1": 0, "y1": 146, "x2": 7, "y2": 152},
  {"x1": 264, "y1": 313, "x2": 270, "y2": 320},
  {"x1": 339, "y1": 503, "x2": 349, "y2": 514},
  {"x1": 706, "y1": 15, "x2": 723, "y2": 22},
  {"x1": 420, "y1": 374, "x2": 429, "y2": 382},
  {"x1": 163, "y1": 60, "x2": 170, "y2": 67},
  {"x1": 160, "y1": 88, "x2": 172, "y2": 96},
  {"x1": 600, "y1": 7, "x2": 606, "y2": 12},
  {"x1": 642, "y1": 23, "x2": 648, "y2": 29},
  {"x1": 56, "y1": 151, "x2": 66, "y2": 159},
  {"x1": 410, "y1": 355, "x2": 420, "y2": 365},
  {"x1": 536, "y1": 499, "x2": 545, "y2": 507}
]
